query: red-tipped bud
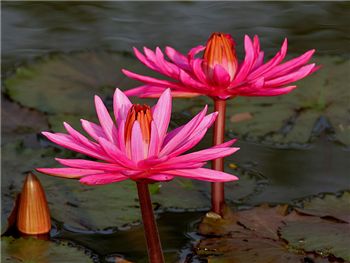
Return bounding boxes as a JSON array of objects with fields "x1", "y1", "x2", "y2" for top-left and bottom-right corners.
[
  {"x1": 203, "y1": 32, "x2": 238, "y2": 80},
  {"x1": 17, "y1": 173, "x2": 51, "y2": 235}
]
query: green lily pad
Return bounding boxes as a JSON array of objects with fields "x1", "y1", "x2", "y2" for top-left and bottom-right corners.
[
  {"x1": 4, "y1": 51, "x2": 147, "y2": 115},
  {"x1": 197, "y1": 204, "x2": 346, "y2": 262},
  {"x1": 296, "y1": 192, "x2": 350, "y2": 223},
  {"x1": 227, "y1": 56, "x2": 350, "y2": 146},
  {"x1": 199, "y1": 204, "x2": 289, "y2": 239},
  {"x1": 2, "y1": 97, "x2": 48, "y2": 144},
  {"x1": 1, "y1": 237, "x2": 94, "y2": 262},
  {"x1": 197, "y1": 231, "x2": 309, "y2": 263},
  {"x1": 2, "y1": 140, "x2": 258, "y2": 232},
  {"x1": 280, "y1": 216, "x2": 350, "y2": 261}
]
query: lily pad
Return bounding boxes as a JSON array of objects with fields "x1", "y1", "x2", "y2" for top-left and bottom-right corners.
[
  {"x1": 2, "y1": 140, "x2": 258, "y2": 231},
  {"x1": 227, "y1": 56, "x2": 350, "y2": 146},
  {"x1": 197, "y1": 231, "x2": 310, "y2": 263},
  {"x1": 280, "y1": 216, "x2": 350, "y2": 261},
  {"x1": 4, "y1": 51, "x2": 147, "y2": 115},
  {"x1": 2, "y1": 97, "x2": 48, "y2": 144},
  {"x1": 1, "y1": 237, "x2": 94, "y2": 262},
  {"x1": 197, "y1": 204, "x2": 345, "y2": 262},
  {"x1": 296, "y1": 192, "x2": 350, "y2": 223},
  {"x1": 199, "y1": 204, "x2": 289, "y2": 239}
]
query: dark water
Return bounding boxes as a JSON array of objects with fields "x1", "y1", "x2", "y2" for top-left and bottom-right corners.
[{"x1": 2, "y1": 1, "x2": 350, "y2": 262}]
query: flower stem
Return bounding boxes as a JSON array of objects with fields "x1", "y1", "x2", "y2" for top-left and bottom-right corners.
[
  {"x1": 136, "y1": 182, "x2": 164, "y2": 263},
  {"x1": 211, "y1": 98, "x2": 227, "y2": 215}
]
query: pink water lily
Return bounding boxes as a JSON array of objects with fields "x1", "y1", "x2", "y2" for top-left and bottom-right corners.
[
  {"x1": 37, "y1": 89, "x2": 239, "y2": 185},
  {"x1": 123, "y1": 33, "x2": 318, "y2": 99}
]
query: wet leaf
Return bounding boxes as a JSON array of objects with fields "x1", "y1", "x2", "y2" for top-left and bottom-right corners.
[
  {"x1": 2, "y1": 97, "x2": 48, "y2": 144},
  {"x1": 296, "y1": 192, "x2": 350, "y2": 223},
  {"x1": 199, "y1": 204, "x2": 289, "y2": 240},
  {"x1": 2, "y1": 141, "x2": 258, "y2": 231},
  {"x1": 197, "y1": 203, "x2": 346, "y2": 262},
  {"x1": 197, "y1": 231, "x2": 307, "y2": 263},
  {"x1": 4, "y1": 52, "x2": 148, "y2": 115},
  {"x1": 1, "y1": 237, "x2": 94, "y2": 262},
  {"x1": 280, "y1": 216, "x2": 350, "y2": 261}
]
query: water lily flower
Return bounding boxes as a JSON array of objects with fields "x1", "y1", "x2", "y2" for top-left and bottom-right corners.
[
  {"x1": 37, "y1": 89, "x2": 239, "y2": 185},
  {"x1": 122, "y1": 32, "x2": 318, "y2": 215},
  {"x1": 122, "y1": 33, "x2": 318, "y2": 99}
]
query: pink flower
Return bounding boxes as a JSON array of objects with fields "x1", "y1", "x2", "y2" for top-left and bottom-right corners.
[
  {"x1": 37, "y1": 89, "x2": 239, "y2": 185},
  {"x1": 123, "y1": 33, "x2": 318, "y2": 99}
]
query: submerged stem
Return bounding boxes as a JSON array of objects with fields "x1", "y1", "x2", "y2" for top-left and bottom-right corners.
[
  {"x1": 211, "y1": 98, "x2": 227, "y2": 215},
  {"x1": 136, "y1": 182, "x2": 164, "y2": 263}
]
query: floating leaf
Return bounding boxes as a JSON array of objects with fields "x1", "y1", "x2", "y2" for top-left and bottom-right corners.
[
  {"x1": 280, "y1": 216, "x2": 350, "y2": 261},
  {"x1": 2, "y1": 97, "x2": 48, "y2": 144},
  {"x1": 197, "y1": 230, "x2": 308, "y2": 263},
  {"x1": 2, "y1": 141, "x2": 258, "y2": 231},
  {"x1": 296, "y1": 192, "x2": 350, "y2": 223},
  {"x1": 197, "y1": 204, "x2": 345, "y2": 262},
  {"x1": 4, "y1": 52, "x2": 149, "y2": 115},
  {"x1": 1, "y1": 237, "x2": 94, "y2": 262}
]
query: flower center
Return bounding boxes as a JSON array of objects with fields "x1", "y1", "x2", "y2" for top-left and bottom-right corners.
[
  {"x1": 125, "y1": 104, "x2": 152, "y2": 158},
  {"x1": 203, "y1": 32, "x2": 238, "y2": 81}
]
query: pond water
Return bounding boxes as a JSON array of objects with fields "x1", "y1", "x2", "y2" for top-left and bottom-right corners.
[{"x1": 2, "y1": 2, "x2": 350, "y2": 263}]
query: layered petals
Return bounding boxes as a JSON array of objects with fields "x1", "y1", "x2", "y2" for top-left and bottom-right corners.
[
  {"x1": 123, "y1": 33, "x2": 317, "y2": 99},
  {"x1": 37, "y1": 89, "x2": 239, "y2": 185}
]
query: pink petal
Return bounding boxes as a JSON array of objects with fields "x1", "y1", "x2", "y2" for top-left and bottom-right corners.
[
  {"x1": 165, "y1": 46, "x2": 190, "y2": 70},
  {"x1": 190, "y1": 58, "x2": 208, "y2": 83},
  {"x1": 160, "y1": 147, "x2": 239, "y2": 167},
  {"x1": 265, "y1": 63, "x2": 315, "y2": 87},
  {"x1": 55, "y1": 158, "x2": 124, "y2": 172},
  {"x1": 113, "y1": 88, "x2": 132, "y2": 124},
  {"x1": 94, "y1": 95, "x2": 118, "y2": 145},
  {"x1": 124, "y1": 85, "x2": 167, "y2": 97},
  {"x1": 152, "y1": 89, "x2": 171, "y2": 143},
  {"x1": 234, "y1": 35, "x2": 256, "y2": 84},
  {"x1": 212, "y1": 138, "x2": 238, "y2": 148},
  {"x1": 148, "y1": 121, "x2": 160, "y2": 157},
  {"x1": 63, "y1": 122, "x2": 99, "y2": 150},
  {"x1": 42, "y1": 132, "x2": 113, "y2": 162},
  {"x1": 212, "y1": 65, "x2": 231, "y2": 86},
  {"x1": 247, "y1": 38, "x2": 288, "y2": 80},
  {"x1": 160, "y1": 105, "x2": 207, "y2": 156},
  {"x1": 188, "y1": 45, "x2": 205, "y2": 59},
  {"x1": 264, "y1": 49, "x2": 316, "y2": 79},
  {"x1": 97, "y1": 137, "x2": 136, "y2": 168},
  {"x1": 36, "y1": 167, "x2": 102, "y2": 178},
  {"x1": 147, "y1": 174, "x2": 174, "y2": 181},
  {"x1": 165, "y1": 168, "x2": 238, "y2": 182},
  {"x1": 246, "y1": 85, "x2": 297, "y2": 96},
  {"x1": 131, "y1": 121, "x2": 145, "y2": 162},
  {"x1": 133, "y1": 47, "x2": 158, "y2": 72},
  {"x1": 81, "y1": 119, "x2": 107, "y2": 141},
  {"x1": 79, "y1": 173, "x2": 128, "y2": 185}
]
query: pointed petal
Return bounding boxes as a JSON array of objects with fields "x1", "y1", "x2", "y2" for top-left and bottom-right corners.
[
  {"x1": 165, "y1": 46, "x2": 190, "y2": 70},
  {"x1": 148, "y1": 121, "x2": 160, "y2": 157},
  {"x1": 212, "y1": 65, "x2": 231, "y2": 86},
  {"x1": 81, "y1": 119, "x2": 107, "y2": 141},
  {"x1": 97, "y1": 137, "x2": 136, "y2": 168},
  {"x1": 165, "y1": 168, "x2": 238, "y2": 182},
  {"x1": 147, "y1": 174, "x2": 174, "y2": 181},
  {"x1": 42, "y1": 132, "x2": 112, "y2": 162},
  {"x1": 113, "y1": 88, "x2": 132, "y2": 124},
  {"x1": 36, "y1": 168, "x2": 102, "y2": 178},
  {"x1": 94, "y1": 95, "x2": 118, "y2": 145},
  {"x1": 152, "y1": 89, "x2": 171, "y2": 143},
  {"x1": 79, "y1": 173, "x2": 128, "y2": 185},
  {"x1": 131, "y1": 121, "x2": 145, "y2": 162},
  {"x1": 55, "y1": 158, "x2": 124, "y2": 172},
  {"x1": 234, "y1": 35, "x2": 256, "y2": 83}
]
